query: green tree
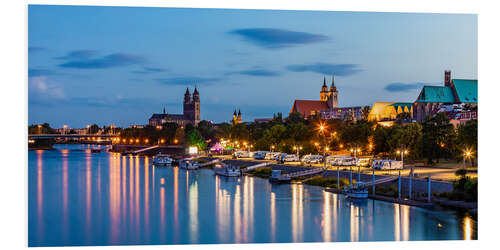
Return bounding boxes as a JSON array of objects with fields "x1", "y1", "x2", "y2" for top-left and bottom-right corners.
[
  {"x1": 28, "y1": 123, "x2": 56, "y2": 134},
  {"x1": 286, "y1": 122, "x2": 310, "y2": 149},
  {"x1": 373, "y1": 126, "x2": 392, "y2": 156},
  {"x1": 185, "y1": 129, "x2": 206, "y2": 150},
  {"x1": 286, "y1": 112, "x2": 305, "y2": 124},
  {"x1": 263, "y1": 124, "x2": 287, "y2": 150},
  {"x1": 88, "y1": 124, "x2": 100, "y2": 134},
  {"x1": 215, "y1": 122, "x2": 232, "y2": 140},
  {"x1": 340, "y1": 119, "x2": 372, "y2": 149},
  {"x1": 361, "y1": 106, "x2": 371, "y2": 120},
  {"x1": 230, "y1": 123, "x2": 249, "y2": 142},
  {"x1": 197, "y1": 120, "x2": 215, "y2": 141},
  {"x1": 421, "y1": 112, "x2": 456, "y2": 164}
]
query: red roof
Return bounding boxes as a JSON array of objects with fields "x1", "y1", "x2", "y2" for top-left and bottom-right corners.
[{"x1": 291, "y1": 100, "x2": 329, "y2": 118}]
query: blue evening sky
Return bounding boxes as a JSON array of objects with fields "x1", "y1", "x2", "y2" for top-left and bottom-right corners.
[{"x1": 28, "y1": 5, "x2": 477, "y2": 128}]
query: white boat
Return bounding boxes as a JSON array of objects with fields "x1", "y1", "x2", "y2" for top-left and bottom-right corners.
[
  {"x1": 214, "y1": 162, "x2": 241, "y2": 177},
  {"x1": 343, "y1": 181, "x2": 369, "y2": 199},
  {"x1": 269, "y1": 170, "x2": 291, "y2": 183},
  {"x1": 152, "y1": 154, "x2": 173, "y2": 166},
  {"x1": 179, "y1": 158, "x2": 199, "y2": 170}
]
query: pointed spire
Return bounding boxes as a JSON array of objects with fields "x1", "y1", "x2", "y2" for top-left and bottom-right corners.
[
  {"x1": 238, "y1": 109, "x2": 241, "y2": 116},
  {"x1": 193, "y1": 86, "x2": 199, "y2": 95},
  {"x1": 323, "y1": 76, "x2": 327, "y2": 87},
  {"x1": 233, "y1": 110, "x2": 237, "y2": 116},
  {"x1": 163, "y1": 107, "x2": 166, "y2": 114},
  {"x1": 331, "y1": 73, "x2": 337, "y2": 92}
]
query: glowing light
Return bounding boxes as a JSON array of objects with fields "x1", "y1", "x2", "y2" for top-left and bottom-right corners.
[
  {"x1": 463, "y1": 216, "x2": 472, "y2": 240},
  {"x1": 160, "y1": 139, "x2": 165, "y2": 144},
  {"x1": 188, "y1": 146, "x2": 198, "y2": 155},
  {"x1": 174, "y1": 139, "x2": 178, "y2": 144}
]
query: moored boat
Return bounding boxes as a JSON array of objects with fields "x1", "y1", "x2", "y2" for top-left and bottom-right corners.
[
  {"x1": 214, "y1": 162, "x2": 241, "y2": 177},
  {"x1": 343, "y1": 181, "x2": 369, "y2": 199},
  {"x1": 269, "y1": 170, "x2": 291, "y2": 183},
  {"x1": 152, "y1": 154, "x2": 173, "y2": 166},
  {"x1": 179, "y1": 158, "x2": 199, "y2": 170}
]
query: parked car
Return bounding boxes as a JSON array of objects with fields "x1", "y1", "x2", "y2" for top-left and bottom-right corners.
[
  {"x1": 274, "y1": 153, "x2": 287, "y2": 161},
  {"x1": 325, "y1": 155, "x2": 344, "y2": 166},
  {"x1": 300, "y1": 154, "x2": 312, "y2": 163},
  {"x1": 356, "y1": 157, "x2": 371, "y2": 167},
  {"x1": 233, "y1": 150, "x2": 252, "y2": 158},
  {"x1": 331, "y1": 156, "x2": 356, "y2": 166},
  {"x1": 283, "y1": 154, "x2": 300, "y2": 162},
  {"x1": 372, "y1": 160, "x2": 403, "y2": 170},
  {"x1": 253, "y1": 151, "x2": 269, "y2": 160},
  {"x1": 307, "y1": 155, "x2": 324, "y2": 164},
  {"x1": 265, "y1": 152, "x2": 281, "y2": 160}
]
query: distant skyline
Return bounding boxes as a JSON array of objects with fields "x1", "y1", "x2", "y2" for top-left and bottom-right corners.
[{"x1": 28, "y1": 5, "x2": 477, "y2": 128}]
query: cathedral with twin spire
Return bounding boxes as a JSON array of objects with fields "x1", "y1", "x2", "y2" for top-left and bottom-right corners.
[
  {"x1": 149, "y1": 87, "x2": 201, "y2": 127},
  {"x1": 290, "y1": 73, "x2": 363, "y2": 120}
]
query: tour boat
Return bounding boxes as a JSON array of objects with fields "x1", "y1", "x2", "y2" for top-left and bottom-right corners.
[
  {"x1": 152, "y1": 154, "x2": 173, "y2": 166},
  {"x1": 179, "y1": 158, "x2": 200, "y2": 170},
  {"x1": 343, "y1": 182, "x2": 369, "y2": 199},
  {"x1": 213, "y1": 162, "x2": 241, "y2": 177}
]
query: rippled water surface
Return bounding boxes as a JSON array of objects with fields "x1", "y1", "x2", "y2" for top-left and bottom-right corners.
[{"x1": 28, "y1": 145, "x2": 477, "y2": 246}]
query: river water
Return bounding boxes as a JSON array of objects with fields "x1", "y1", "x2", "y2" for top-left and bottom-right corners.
[{"x1": 28, "y1": 144, "x2": 476, "y2": 246}]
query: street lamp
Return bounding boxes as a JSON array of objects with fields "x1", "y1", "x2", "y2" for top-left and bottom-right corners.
[
  {"x1": 463, "y1": 148, "x2": 473, "y2": 168},
  {"x1": 293, "y1": 145, "x2": 303, "y2": 157},
  {"x1": 317, "y1": 122, "x2": 328, "y2": 169}
]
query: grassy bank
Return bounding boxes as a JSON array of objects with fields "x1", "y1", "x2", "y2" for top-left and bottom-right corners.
[
  {"x1": 246, "y1": 167, "x2": 272, "y2": 178},
  {"x1": 302, "y1": 176, "x2": 351, "y2": 189}
]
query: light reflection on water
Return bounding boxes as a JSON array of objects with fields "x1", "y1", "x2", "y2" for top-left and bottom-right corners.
[{"x1": 28, "y1": 145, "x2": 477, "y2": 247}]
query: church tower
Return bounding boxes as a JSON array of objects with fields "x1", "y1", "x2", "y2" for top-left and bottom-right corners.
[
  {"x1": 192, "y1": 87, "x2": 200, "y2": 125},
  {"x1": 320, "y1": 76, "x2": 329, "y2": 101},
  {"x1": 237, "y1": 109, "x2": 242, "y2": 123},
  {"x1": 232, "y1": 110, "x2": 238, "y2": 124},
  {"x1": 328, "y1": 73, "x2": 338, "y2": 108},
  {"x1": 183, "y1": 87, "x2": 194, "y2": 121}
]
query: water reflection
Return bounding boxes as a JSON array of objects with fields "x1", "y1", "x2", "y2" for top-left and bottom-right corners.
[
  {"x1": 29, "y1": 145, "x2": 477, "y2": 246},
  {"x1": 464, "y1": 216, "x2": 472, "y2": 240},
  {"x1": 270, "y1": 192, "x2": 276, "y2": 242},
  {"x1": 189, "y1": 180, "x2": 199, "y2": 243},
  {"x1": 234, "y1": 185, "x2": 242, "y2": 243},
  {"x1": 350, "y1": 203, "x2": 359, "y2": 242},
  {"x1": 322, "y1": 191, "x2": 331, "y2": 242},
  {"x1": 394, "y1": 204, "x2": 410, "y2": 241},
  {"x1": 291, "y1": 184, "x2": 304, "y2": 242},
  {"x1": 86, "y1": 150, "x2": 92, "y2": 238},
  {"x1": 36, "y1": 150, "x2": 43, "y2": 241}
]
